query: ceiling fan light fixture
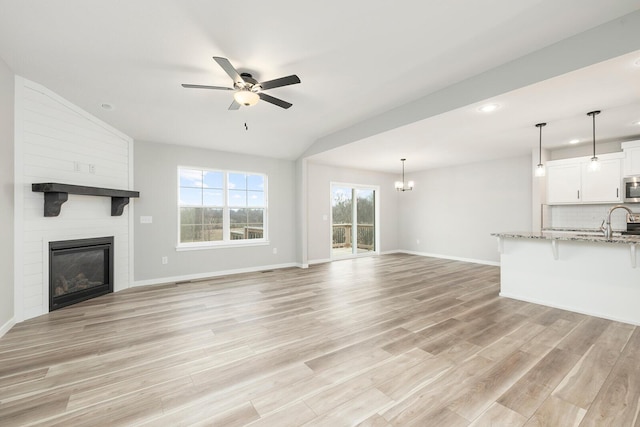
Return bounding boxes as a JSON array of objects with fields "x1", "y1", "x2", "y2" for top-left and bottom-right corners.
[
  {"x1": 183, "y1": 57, "x2": 299, "y2": 110},
  {"x1": 234, "y1": 90, "x2": 260, "y2": 107}
]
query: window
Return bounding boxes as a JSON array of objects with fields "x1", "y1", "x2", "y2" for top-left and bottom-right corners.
[{"x1": 178, "y1": 168, "x2": 267, "y2": 247}]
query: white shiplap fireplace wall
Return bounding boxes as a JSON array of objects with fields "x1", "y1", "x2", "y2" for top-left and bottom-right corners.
[{"x1": 14, "y1": 77, "x2": 134, "y2": 322}]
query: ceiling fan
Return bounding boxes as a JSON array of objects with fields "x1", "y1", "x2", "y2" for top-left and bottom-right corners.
[{"x1": 182, "y1": 56, "x2": 301, "y2": 110}]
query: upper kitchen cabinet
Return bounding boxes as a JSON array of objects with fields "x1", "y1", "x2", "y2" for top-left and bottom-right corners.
[
  {"x1": 546, "y1": 153, "x2": 623, "y2": 204},
  {"x1": 622, "y1": 141, "x2": 640, "y2": 176},
  {"x1": 547, "y1": 162, "x2": 581, "y2": 204},
  {"x1": 580, "y1": 158, "x2": 621, "y2": 203}
]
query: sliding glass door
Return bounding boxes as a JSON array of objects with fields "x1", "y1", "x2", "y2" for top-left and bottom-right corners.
[{"x1": 331, "y1": 184, "x2": 377, "y2": 257}]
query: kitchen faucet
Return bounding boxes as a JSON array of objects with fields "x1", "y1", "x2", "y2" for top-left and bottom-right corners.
[{"x1": 601, "y1": 205, "x2": 633, "y2": 238}]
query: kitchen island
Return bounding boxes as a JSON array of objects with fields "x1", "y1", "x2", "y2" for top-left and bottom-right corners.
[{"x1": 492, "y1": 231, "x2": 640, "y2": 325}]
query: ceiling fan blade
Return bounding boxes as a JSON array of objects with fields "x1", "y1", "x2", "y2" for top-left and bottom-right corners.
[
  {"x1": 228, "y1": 99, "x2": 241, "y2": 110},
  {"x1": 213, "y1": 56, "x2": 246, "y2": 87},
  {"x1": 258, "y1": 93, "x2": 292, "y2": 109},
  {"x1": 259, "y1": 75, "x2": 301, "y2": 91},
  {"x1": 181, "y1": 84, "x2": 233, "y2": 91}
]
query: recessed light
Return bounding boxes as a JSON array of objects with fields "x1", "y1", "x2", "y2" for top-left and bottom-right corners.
[
  {"x1": 569, "y1": 139, "x2": 580, "y2": 144},
  {"x1": 101, "y1": 103, "x2": 114, "y2": 111},
  {"x1": 477, "y1": 103, "x2": 500, "y2": 113}
]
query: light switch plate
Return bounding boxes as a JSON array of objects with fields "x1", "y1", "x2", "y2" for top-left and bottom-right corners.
[{"x1": 140, "y1": 216, "x2": 153, "y2": 224}]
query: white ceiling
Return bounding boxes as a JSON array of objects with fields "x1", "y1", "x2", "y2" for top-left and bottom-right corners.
[
  {"x1": 0, "y1": 0, "x2": 639, "y2": 171},
  {"x1": 311, "y1": 51, "x2": 640, "y2": 172}
]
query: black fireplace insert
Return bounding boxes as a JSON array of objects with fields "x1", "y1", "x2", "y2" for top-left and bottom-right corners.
[{"x1": 49, "y1": 236, "x2": 114, "y2": 311}]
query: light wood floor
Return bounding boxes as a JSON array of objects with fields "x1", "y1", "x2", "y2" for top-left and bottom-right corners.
[{"x1": 1, "y1": 254, "x2": 639, "y2": 426}]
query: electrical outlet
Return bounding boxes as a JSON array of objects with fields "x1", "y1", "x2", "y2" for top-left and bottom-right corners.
[
  {"x1": 140, "y1": 216, "x2": 153, "y2": 224},
  {"x1": 162, "y1": 256, "x2": 168, "y2": 265},
  {"x1": 89, "y1": 164, "x2": 96, "y2": 174}
]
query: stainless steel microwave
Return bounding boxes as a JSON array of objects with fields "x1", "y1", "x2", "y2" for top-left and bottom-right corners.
[{"x1": 623, "y1": 176, "x2": 640, "y2": 203}]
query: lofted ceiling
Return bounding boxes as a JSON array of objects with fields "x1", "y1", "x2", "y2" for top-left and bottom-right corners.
[
  {"x1": 0, "y1": 0, "x2": 639, "y2": 171},
  {"x1": 311, "y1": 51, "x2": 640, "y2": 172}
]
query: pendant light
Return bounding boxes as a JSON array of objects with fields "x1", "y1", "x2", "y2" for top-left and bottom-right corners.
[
  {"x1": 394, "y1": 158, "x2": 414, "y2": 192},
  {"x1": 534, "y1": 122, "x2": 547, "y2": 177},
  {"x1": 587, "y1": 110, "x2": 601, "y2": 171}
]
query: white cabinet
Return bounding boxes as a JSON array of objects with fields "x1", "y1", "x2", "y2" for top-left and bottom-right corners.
[
  {"x1": 547, "y1": 163, "x2": 581, "y2": 204},
  {"x1": 622, "y1": 140, "x2": 640, "y2": 176},
  {"x1": 581, "y1": 159, "x2": 621, "y2": 202},
  {"x1": 546, "y1": 154, "x2": 622, "y2": 204}
]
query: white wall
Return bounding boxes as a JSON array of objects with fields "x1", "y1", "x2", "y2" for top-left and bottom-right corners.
[
  {"x1": 0, "y1": 56, "x2": 14, "y2": 335},
  {"x1": 295, "y1": 158, "x2": 307, "y2": 266},
  {"x1": 550, "y1": 140, "x2": 622, "y2": 160},
  {"x1": 398, "y1": 155, "x2": 533, "y2": 264},
  {"x1": 302, "y1": 10, "x2": 640, "y2": 159},
  {"x1": 133, "y1": 141, "x2": 297, "y2": 284},
  {"x1": 14, "y1": 78, "x2": 134, "y2": 321},
  {"x1": 306, "y1": 162, "x2": 399, "y2": 263},
  {"x1": 532, "y1": 147, "x2": 549, "y2": 232}
]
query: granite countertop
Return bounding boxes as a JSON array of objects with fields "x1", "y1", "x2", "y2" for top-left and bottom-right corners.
[
  {"x1": 491, "y1": 231, "x2": 640, "y2": 245},
  {"x1": 540, "y1": 227, "x2": 602, "y2": 233}
]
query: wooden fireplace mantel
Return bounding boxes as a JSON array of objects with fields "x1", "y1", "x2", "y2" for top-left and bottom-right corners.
[{"x1": 32, "y1": 183, "x2": 140, "y2": 217}]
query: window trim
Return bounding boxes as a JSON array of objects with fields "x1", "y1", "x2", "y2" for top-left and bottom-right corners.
[{"x1": 176, "y1": 166, "x2": 268, "y2": 249}]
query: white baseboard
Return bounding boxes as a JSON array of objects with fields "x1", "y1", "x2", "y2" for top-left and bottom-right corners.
[
  {"x1": 0, "y1": 317, "x2": 16, "y2": 339},
  {"x1": 308, "y1": 258, "x2": 331, "y2": 265},
  {"x1": 132, "y1": 262, "x2": 299, "y2": 288},
  {"x1": 379, "y1": 250, "x2": 403, "y2": 255},
  {"x1": 131, "y1": 252, "x2": 497, "y2": 289},
  {"x1": 398, "y1": 250, "x2": 500, "y2": 267}
]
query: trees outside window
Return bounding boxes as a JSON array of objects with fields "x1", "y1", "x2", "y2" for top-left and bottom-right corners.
[
  {"x1": 331, "y1": 185, "x2": 376, "y2": 256},
  {"x1": 178, "y1": 168, "x2": 267, "y2": 245}
]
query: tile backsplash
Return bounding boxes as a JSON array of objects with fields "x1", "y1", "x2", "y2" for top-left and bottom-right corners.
[{"x1": 546, "y1": 204, "x2": 636, "y2": 230}]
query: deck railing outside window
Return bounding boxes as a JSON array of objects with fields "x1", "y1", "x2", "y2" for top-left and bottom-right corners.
[
  {"x1": 230, "y1": 227, "x2": 264, "y2": 240},
  {"x1": 332, "y1": 224, "x2": 374, "y2": 250}
]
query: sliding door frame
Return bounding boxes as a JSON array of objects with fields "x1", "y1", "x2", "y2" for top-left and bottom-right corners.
[{"x1": 329, "y1": 182, "x2": 380, "y2": 260}]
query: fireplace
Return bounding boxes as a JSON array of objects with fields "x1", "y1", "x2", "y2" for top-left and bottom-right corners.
[{"x1": 49, "y1": 236, "x2": 114, "y2": 311}]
